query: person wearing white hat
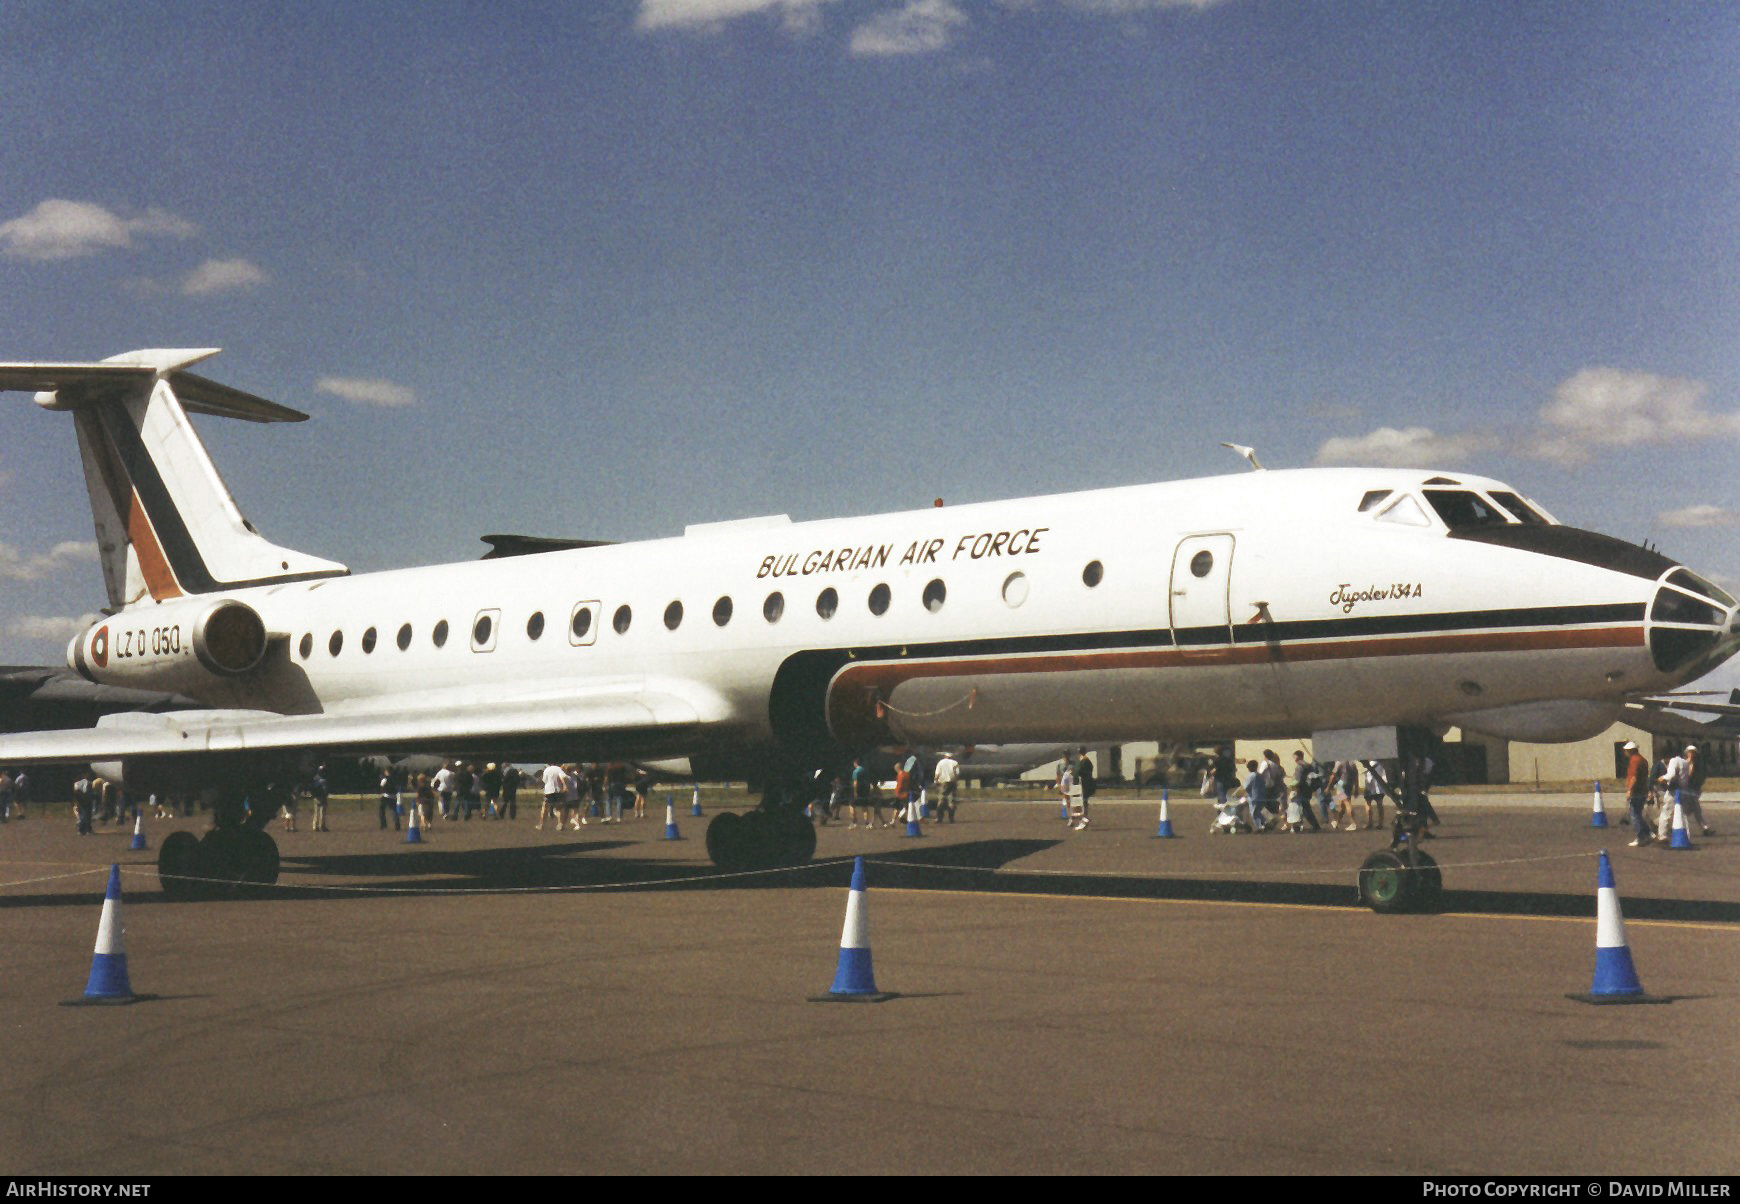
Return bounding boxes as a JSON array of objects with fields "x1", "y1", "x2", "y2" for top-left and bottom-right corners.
[{"x1": 1656, "y1": 745, "x2": 1694, "y2": 842}]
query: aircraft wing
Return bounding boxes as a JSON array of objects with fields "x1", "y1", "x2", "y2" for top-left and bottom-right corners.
[
  {"x1": 1629, "y1": 696, "x2": 1740, "y2": 719},
  {"x1": 0, "y1": 678, "x2": 734, "y2": 765}
]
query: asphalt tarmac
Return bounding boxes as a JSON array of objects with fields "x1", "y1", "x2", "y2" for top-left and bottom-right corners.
[{"x1": 3, "y1": 791, "x2": 1736, "y2": 1176}]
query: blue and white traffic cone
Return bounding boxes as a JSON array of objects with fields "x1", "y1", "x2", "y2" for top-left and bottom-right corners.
[
  {"x1": 129, "y1": 812, "x2": 147, "y2": 851},
  {"x1": 921, "y1": 788, "x2": 933, "y2": 820},
  {"x1": 691, "y1": 786, "x2": 702, "y2": 817},
  {"x1": 1155, "y1": 788, "x2": 1175, "y2": 838},
  {"x1": 67, "y1": 865, "x2": 139, "y2": 1005},
  {"x1": 902, "y1": 799, "x2": 923, "y2": 838},
  {"x1": 810, "y1": 857, "x2": 894, "y2": 1002},
  {"x1": 405, "y1": 799, "x2": 424, "y2": 844},
  {"x1": 1669, "y1": 791, "x2": 1694, "y2": 850},
  {"x1": 1590, "y1": 782, "x2": 1608, "y2": 829},
  {"x1": 663, "y1": 799, "x2": 681, "y2": 841},
  {"x1": 1570, "y1": 850, "x2": 1661, "y2": 1004}
]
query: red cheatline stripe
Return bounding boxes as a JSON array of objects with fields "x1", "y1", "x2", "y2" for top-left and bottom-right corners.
[
  {"x1": 126, "y1": 490, "x2": 183, "y2": 601},
  {"x1": 833, "y1": 624, "x2": 1640, "y2": 689}
]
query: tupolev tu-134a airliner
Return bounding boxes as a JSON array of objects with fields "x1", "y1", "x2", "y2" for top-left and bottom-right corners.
[{"x1": 2, "y1": 349, "x2": 1736, "y2": 908}]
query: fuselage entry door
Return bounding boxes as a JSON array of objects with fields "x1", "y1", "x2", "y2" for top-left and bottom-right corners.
[{"x1": 1169, "y1": 534, "x2": 1235, "y2": 651}]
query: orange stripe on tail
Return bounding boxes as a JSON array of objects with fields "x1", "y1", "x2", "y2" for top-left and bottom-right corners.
[{"x1": 126, "y1": 491, "x2": 182, "y2": 601}]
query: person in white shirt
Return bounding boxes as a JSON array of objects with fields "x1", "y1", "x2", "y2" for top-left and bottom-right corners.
[
  {"x1": 1657, "y1": 746, "x2": 1695, "y2": 840},
  {"x1": 538, "y1": 762, "x2": 567, "y2": 832},
  {"x1": 432, "y1": 762, "x2": 457, "y2": 821},
  {"x1": 932, "y1": 752, "x2": 961, "y2": 823}
]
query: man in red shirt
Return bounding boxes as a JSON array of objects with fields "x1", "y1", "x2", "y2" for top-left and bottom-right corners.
[
  {"x1": 1622, "y1": 740, "x2": 1652, "y2": 846},
  {"x1": 891, "y1": 762, "x2": 911, "y2": 829}
]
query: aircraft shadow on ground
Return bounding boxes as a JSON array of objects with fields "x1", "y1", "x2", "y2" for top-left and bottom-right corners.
[
  {"x1": 866, "y1": 855, "x2": 1740, "y2": 925},
  {"x1": 5, "y1": 835, "x2": 1738, "y2": 925}
]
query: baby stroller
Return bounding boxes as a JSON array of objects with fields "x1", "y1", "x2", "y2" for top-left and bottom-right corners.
[{"x1": 1209, "y1": 794, "x2": 1253, "y2": 835}]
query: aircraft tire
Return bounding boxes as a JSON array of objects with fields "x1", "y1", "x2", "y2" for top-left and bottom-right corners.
[
  {"x1": 236, "y1": 826, "x2": 281, "y2": 887},
  {"x1": 158, "y1": 830, "x2": 201, "y2": 901},
  {"x1": 705, "y1": 811, "x2": 748, "y2": 872},
  {"x1": 737, "y1": 809, "x2": 779, "y2": 870},
  {"x1": 192, "y1": 830, "x2": 238, "y2": 896},
  {"x1": 1408, "y1": 849, "x2": 1442, "y2": 912},
  {"x1": 195, "y1": 827, "x2": 278, "y2": 895},
  {"x1": 1357, "y1": 850, "x2": 1416, "y2": 913},
  {"x1": 784, "y1": 811, "x2": 817, "y2": 864}
]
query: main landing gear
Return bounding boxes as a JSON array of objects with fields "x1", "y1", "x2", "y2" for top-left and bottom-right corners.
[
  {"x1": 704, "y1": 767, "x2": 820, "y2": 873},
  {"x1": 158, "y1": 787, "x2": 283, "y2": 901}
]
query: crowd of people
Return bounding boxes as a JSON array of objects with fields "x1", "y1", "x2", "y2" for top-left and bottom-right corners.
[
  {"x1": 375, "y1": 761, "x2": 539, "y2": 830},
  {"x1": 1199, "y1": 746, "x2": 1433, "y2": 836},
  {"x1": 4, "y1": 739, "x2": 1725, "y2": 843},
  {"x1": 803, "y1": 749, "x2": 968, "y2": 830},
  {"x1": 1621, "y1": 739, "x2": 1715, "y2": 845},
  {"x1": 527, "y1": 762, "x2": 652, "y2": 832}
]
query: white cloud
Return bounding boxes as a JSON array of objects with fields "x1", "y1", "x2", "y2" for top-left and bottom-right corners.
[
  {"x1": 0, "y1": 541, "x2": 98, "y2": 582},
  {"x1": 850, "y1": 0, "x2": 969, "y2": 54},
  {"x1": 1533, "y1": 367, "x2": 1740, "y2": 467},
  {"x1": 638, "y1": 0, "x2": 1221, "y2": 47},
  {"x1": 637, "y1": 0, "x2": 837, "y2": 32},
  {"x1": 316, "y1": 377, "x2": 418, "y2": 408},
  {"x1": 1658, "y1": 504, "x2": 1740, "y2": 530},
  {"x1": 1313, "y1": 426, "x2": 1494, "y2": 468},
  {"x1": 181, "y1": 257, "x2": 268, "y2": 296},
  {"x1": 1044, "y1": 0, "x2": 1229, "y2": 11},
  {"x1": 8, "y1": 615, "x2": 88, "y2": 643},
  {"x1": 0, "y1": 199, "x2": 197, "y2": 262}
]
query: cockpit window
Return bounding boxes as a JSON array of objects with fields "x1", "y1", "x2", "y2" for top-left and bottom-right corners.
[
  {"x1": 1652, "y1": 590, "x2": 1721, "y2": 627},
  {"x1": 1424, "y1": 490, "x2": 1509, "y2": 531},
  {"x1": 1488, "y1": 491, "x2": 1548, "y2": 526},
  {"x1": 1358, "y1": 490, "x2": 1392, "y2": 513},
  {"x1": 1668, "y1": 569, "x2": 1736, "y2": 609},
  {"x1": 1375, "y1": 494, "x2": 1432, "y2": 527}
]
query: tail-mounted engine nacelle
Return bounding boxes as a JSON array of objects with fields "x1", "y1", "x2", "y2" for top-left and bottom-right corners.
[{"x1": 68, "y1": 598, "x2": 271, "y2": 691}]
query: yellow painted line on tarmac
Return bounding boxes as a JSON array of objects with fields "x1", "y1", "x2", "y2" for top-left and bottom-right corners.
[
  {"x1": 1439, "y1": 910, "x2": 1740, "y2": 935},
  {"x1": 874, "y1": 884, "x2": 1740, "y2": 934}
]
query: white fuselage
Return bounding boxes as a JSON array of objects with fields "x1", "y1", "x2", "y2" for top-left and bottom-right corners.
[{"x1": 72, "y1": 466, "x2": 1735, "y2": 771}]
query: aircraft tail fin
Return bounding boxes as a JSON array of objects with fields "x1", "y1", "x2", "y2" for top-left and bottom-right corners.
[{"x1": 0, "y1": 349, "x2": 348, "y2": 608}]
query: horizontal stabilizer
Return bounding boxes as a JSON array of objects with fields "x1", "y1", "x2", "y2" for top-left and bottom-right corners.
[{"x1": 0, "y1": 349, "x2": 308, "y2": 422}]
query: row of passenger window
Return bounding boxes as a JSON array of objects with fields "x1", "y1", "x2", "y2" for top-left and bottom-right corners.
[{"x1": 295, "y1": 561, "x2": 1106, "y2": 659}]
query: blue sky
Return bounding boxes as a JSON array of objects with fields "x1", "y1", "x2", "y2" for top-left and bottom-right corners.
[{"x1": 2, "y1": 0, "x2": 1737, "y2": 691}]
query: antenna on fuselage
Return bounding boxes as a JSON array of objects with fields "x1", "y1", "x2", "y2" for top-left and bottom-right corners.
[{"x1": 1219, "y1": 442, "x2": 1265, "y2": 472}]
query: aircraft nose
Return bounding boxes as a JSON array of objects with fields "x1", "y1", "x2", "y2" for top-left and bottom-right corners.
[{"x1": 1646, "y1": 568, "x2": 1740, "y2": 677}]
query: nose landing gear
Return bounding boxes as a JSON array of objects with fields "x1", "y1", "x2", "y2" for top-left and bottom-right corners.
[
  {"x1": 1356, "y1": 728, "x2": 1444, "y2": 914},
  {"x1": 1357, "y1": 844, "x2": 1441, "y2": 913}
]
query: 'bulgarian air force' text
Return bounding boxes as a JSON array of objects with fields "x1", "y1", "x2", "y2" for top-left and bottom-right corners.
[{"x1": 758, "y1": 528, "x2": 1049, "y2": 580}]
